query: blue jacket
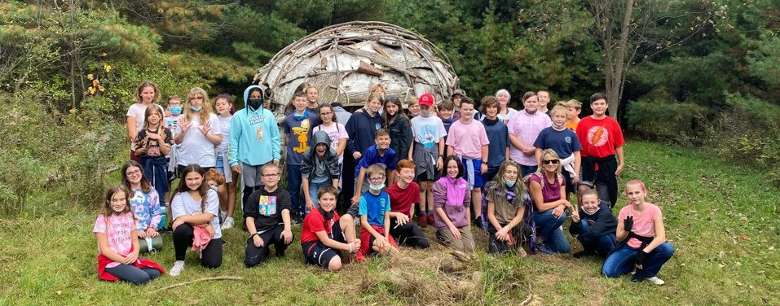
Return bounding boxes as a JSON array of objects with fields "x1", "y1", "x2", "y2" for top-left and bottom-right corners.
[
  {"x1": 345, "y1": 109, "x2": 382, "y2": 156},
  {"x1": 228, "y1": 85, "x2": 281, "y2": 166}
]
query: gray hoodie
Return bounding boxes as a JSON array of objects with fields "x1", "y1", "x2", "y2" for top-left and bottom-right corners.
[{"x1": 301, "y1": 130, "x2": 341, "y2": 182}]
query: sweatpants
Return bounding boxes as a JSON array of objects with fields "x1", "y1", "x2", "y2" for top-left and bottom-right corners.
[
  {"x1": 244, "y1": 224, "x2": 292, "y2": 267},
  {"x1": 389, "y1": 219, "x2": 429, "y2": 249},
  {"x1": 582, "y1": 155, "x2": 618, "y2": 207}
]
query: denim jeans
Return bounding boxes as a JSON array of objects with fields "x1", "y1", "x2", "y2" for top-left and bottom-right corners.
[
  {"x1": 520, "y1": 165, "x2": 538, "y2": 178},
  {"x1": 286, "y1": 163, "x2": 303, "y2": 218},
  {"x1": 532, "y1": 209, "x2": 571, "y2": 253},
  {"x1": 573, "y1": 220, "x2": 616, "y2": 256},
  {"x1": 307, "y1": 179, "x2": 332, "y2": 213},
  {"x1": 602, "y1": 242, "x2": 674, "y2": 278}
]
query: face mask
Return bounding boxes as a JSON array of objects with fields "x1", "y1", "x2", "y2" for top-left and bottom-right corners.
[
  {"x1": 248, "y1": 98, "x2": 263, "y2": 110},
  {"x1": 504, "y1": 180, "x2": 516, "y2": 188},
  {"x1": 190, "y1": 106, "x2": 202, "y2": 112},
  {"x1": 169, "y1": 105, "x2": 182, "y2": 116},
  {"x1": 369, "y1": 183, "x2": 385, "y2": 191},
  {"x1": 318, "y1": 206, "x2": 333, "y2": 220},
  {"x1": 421, "y1": 110, "x2": 432, "y2": 117}
]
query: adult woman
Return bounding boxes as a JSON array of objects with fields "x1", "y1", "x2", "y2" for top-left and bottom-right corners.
[
  {"x1": 495, "y1": 89, "x2": 516, "y2": 123},
  {"x1": 527, "y1": 149, "x2": 572, "y2": 254},
  {"x1": 174, "y1": 87, "x2": 222, "y2": 172},
  {"x1": 382, "y1": 95, "x2": 412, "y2": 165}
]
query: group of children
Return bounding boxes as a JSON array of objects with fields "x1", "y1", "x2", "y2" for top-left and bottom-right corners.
[{"x1": 94, "y1": 81, "x2": 673, "y2": 286}]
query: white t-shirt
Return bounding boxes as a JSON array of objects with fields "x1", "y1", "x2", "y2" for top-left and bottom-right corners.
[
  {"x1": 127, "y1": 103, "x2": 148, "y2": 133},
  {"x1": 175, "y1": 113, "x2": 221, "y2": 167},
  {"x1": 215, "y1": 115, "x2": 232, "y2": 154},
  {"x1": 411, "y1": 115, "x2": 447, "y2": 150},
  {"x1": 497, "y1": 108, "x2": 517, "y2": 124},
  {"x1": 312, "y1": 122, "x2": 349, "y2": 160},
  {"x1": 171, "y1": 189, "x2": 222, "y2": 239}
]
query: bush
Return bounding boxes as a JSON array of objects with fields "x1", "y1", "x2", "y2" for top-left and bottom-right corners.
[{"x1": 625, "y1": 98, "x2": 710, "y2": 144}]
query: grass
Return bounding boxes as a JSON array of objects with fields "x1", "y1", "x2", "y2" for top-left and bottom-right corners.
[{"x1": 1, "y1": 141, "x2": 778, "y2": 305}]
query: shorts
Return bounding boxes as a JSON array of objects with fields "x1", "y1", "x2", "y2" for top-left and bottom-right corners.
[
  {"x1": 416, "y1": 172, "x2": 436, "y2": 182},
  {"x1": 461, "y1": 157, "x2": 485, "y2": 189},
  {"x1": 302, "y1": 221, "x2": 345, "y2": 268}
]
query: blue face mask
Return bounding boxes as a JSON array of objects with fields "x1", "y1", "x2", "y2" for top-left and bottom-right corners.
[
  {"x1": 505, "y1": 180, "x2": 516, "y2": 188},
  {"x1": 190, "y1": 106, "x2": 202, "y2": 112},
  {"x1": 169, "y1": 105, "x2": 182, "y2": 116}
]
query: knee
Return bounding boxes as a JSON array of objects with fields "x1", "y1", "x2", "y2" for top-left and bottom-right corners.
[
  {"x1": 602, "y1": 261, "x2": 621, "y2": 278},
  {"x1": 146, "y1": 269, "x2": 162, "y2": 281},
  {"x1": 328, "y1": 256, "x2": 343, "y2": 272},
  {"x1": 202, "y1": 256, "x2": 223, "y2": 269},
  {"x1": 417, "y1": 239, "x2": 430, "y2": 249},
  {"x1": 173, "y1": 223, "x2": 192, "y2": 237},
  {"x1": 340, "y1": 214, "x2": 354, "y2": 226},
  {"x1": 656, "y1": 242, "x2": 675, "y2": 258},
  {"x1": 130, "y1": 274, "x2": 152, "y2": 285}
]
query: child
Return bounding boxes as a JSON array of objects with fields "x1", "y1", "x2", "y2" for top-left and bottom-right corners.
[
  {"x1": 121, "y1": 161, "x2": 163, "y2": 252},
  {"x1": 495, "y1": 89, "x2": 516, "y2": 123},
  {"x1": 343, "y1": 93, "x2": 383, "y2": 213},
  {"x1": 432, "y1": 156, "x2": 475, "y2": 252},
  {"x1": 133, "y1": 105, "x2": 173, "y2": 201},
  {"x1": 127, "y1": 81, "x2": 161, "y2": 161},
  {"x1": 603, "y1": 180, "x2": 674, "y2": 285},
  {"x1": 170, "y1": 164, "x2": 223, "y2": 276},
  {"x1": 406, "y1": 95, "x2": 421, "y2": 118},
  {"x1": 564, "y1": 99, "x2": 582, "y2": 131},
  {"x1": 387, "y1": 159, "x2": 430, "y2": 249},
  {"x1": 449, "y1": 89, "x2": 466, "y2": 120},
  {"x1": 301, "y1": 186, "x2": 360, "y2": 271},
  {"x1": 537, "y1": 90, "x2": 552, "y2": 114},
  {"x1": 438, "y1": 101, "x2": 456, "y2": 137},
  {"x1": 281, "y1": 91, "x2": 320, "y2": 221},
  {"x1": 446, "y1": 96, "x2": 490, "y2": 226},
  {"x1": 570, "y1": 188, "x2": 617, "y2": 258},
  {"x1": 174, "y1": 87, "x2": 223, "y2": 171},
  {"x1": 409, "y1": 93, "x2": 446, "y2": 227},
  {"x1": 244, "y1": 163, "x2": 294, "y2": 267},
  {"x1": 164, "y1": 95, "x2": 182, "y2": 182},
  {"x1": 485, "y1": 160, "x2": 526, "y2": 255},
  {"x1": 383, "y1": 95, "x2": 412, "y2": 164},
  {"x1": 311, "y1": 104, "x2": 348, "y2": 164},
  {"x1": 304, "y1": 84, "x2": 320, "y2": 111},
  {"x1": 302, "y1": 130, "x2": 341, "y2": 212},
  {"x1": 508, "y1": 91, "x2": 551, "y2": 177},
  {"x1": 534, "y1": 104, "x2": 582, "y2": 196},
  {"x1": 351, "y1": 129, "x2": 397, "y2": 205},
  {"x1": 576, "y1": 93, "x2": 624, "y2": 207},
  {"x1": 94, "y1": 186, "x2": 164, "y2": 284},
  {"x1": 356, "y1": 164, "x2": 398, "y2": 261},
  {"x1": 480, "y1": 96, "x2": 509, "y2": 183},
  {"x1": 213, "y1": 94, "x2": 237, "y2": 229}
]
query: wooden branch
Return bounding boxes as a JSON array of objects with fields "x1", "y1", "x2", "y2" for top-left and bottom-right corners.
[{"x1": 147, "y1": 276, "x2": 244, "y2": 294}]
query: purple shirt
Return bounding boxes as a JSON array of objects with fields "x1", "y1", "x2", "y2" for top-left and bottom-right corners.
[
  {"x1": 432, "y1": 177, "x2": 471, "y2": 228},
  {"x1": 528, "y1": 173, "x2": 562, "y2": 203},
  {"x1": 508, "y1": 110, "x2": 551, "y2": 166}
]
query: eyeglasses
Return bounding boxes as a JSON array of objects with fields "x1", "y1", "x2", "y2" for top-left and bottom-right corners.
[
  {"x1": 542, "y1": 159, "x2": 560, "y2": 165},
  {"x1": 191, "y1": 96, "x2": 204, "y2": 100}
]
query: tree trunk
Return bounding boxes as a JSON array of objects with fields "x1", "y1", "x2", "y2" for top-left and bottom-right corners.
[{"x1": 605, "y1": 0, "x2": 634, "y2": 121}]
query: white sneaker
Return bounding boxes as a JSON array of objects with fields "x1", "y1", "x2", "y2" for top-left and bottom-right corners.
[
  {"x1": 222, "y1": 216, "x2": 234, "y2": 230},
  {"x1": 645, "y1": 276, "x2": 665, "y2": 285},
  {"x1": 170, "y1": 260, "x2": 185, "y2": 277}
]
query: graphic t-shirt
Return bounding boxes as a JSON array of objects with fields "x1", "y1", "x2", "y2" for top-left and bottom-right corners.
[
  {"x1": 386, "y1": 182, "x2": 420, "y2": 218},
  {"x1": 358, "y1": 191, "x2": 391, "y2": 226},
  {"x1": 533, "y1": 127, "x2": 582, "y2": 159},
  {"x1": 618, "y1": 203, "x2": 662, "y2": 249},
  {"x1": 410, "y1": 115, "x2": 447, "y2": 150},
  {"x1": 576, "y1": 116, "x2": 624, "y2": 158},
  {"x1": 282, "y1": 110, "x2": 320, "y2": 165},
  {"x1": 93, "y1": 212, "x2": 135, "y2": 268},
  {"x1": 301, "y1": 208, "x2": 340, "y2": 245},
  {"x1": 128, "y1": 188, "x2": 162, "y2": 231},
  {"x1": 244, "y1": 187, "x2": 292, "y2": 232}
]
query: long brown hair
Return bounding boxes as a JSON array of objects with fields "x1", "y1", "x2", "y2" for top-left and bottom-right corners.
[
  {"x1": 121, "y1": 160, "x2": 152, "y2": 193},
  {"x1": 135, "y1": 80, "x2": 160, "y2": 104},
  {"x1": 381, "y1": 95, "x2": 407, "y2": 128},
  {"x1": 142, "y1": 104, "x2": 164, "y2": 130},
  {"x1": 176, "y1": 164, "x2": 209, "y2": 212},
  {"x1": 101, "y1": 186, "x2": 133, "y2": 217}
]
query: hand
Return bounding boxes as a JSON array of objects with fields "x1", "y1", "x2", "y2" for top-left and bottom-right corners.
[
  {"x1": 552, "y1": 205, "x2": 564, "y2": 218},
  {"x1": 572, "y1": 173, "x2": 580, "y2": 184},
  {"x1": 561, "y1": 199, "x2": 573, "y2": 209},
  {"x1": 623, "y1": 216, "x2": 634, "y2": 232},
  {"x1": 147, "y1": 132, "x2": 161, "y2": 141},
  {"x1": 123, "y1": 252, "x2": 138, "y2": 264},
  {"x1": 395, "y1": 214, "x2": 409, "y2": 226},
  {"x1": 615, "y1": 163, "x2": 624, "y2": 176},
  {"x1": 351, "y1": 195, "x2": 360, "y2": 205},
  {"x1": 253, "y1": 234, "x2": 265, "y2": 247},
  {"x1": 436, "y1": 157, "x2": 444, "y2": 171},
  {"x1": 352, "y1": 151, "x2": 362, "y2": 160},
  {"x1": 305, "y1": 200, "x2": 314, "y2": 212},
  {"x1": 349, "y1": 239, "x2": 361, "y2": 253},
  {"x1": 137, "y1": 231, "x2": 147, "y2": 239},
  {"x1": 145, "y1": 228, "x2": 159, "y2": 238},
  {"x1": 172, "y1": 218, "x2": 185, "y2": 230},
  {"x1": 495, "y1": 228, "x2": 509, "y2": 241},
  {"x1": 375, "y1": 236, "x2": 388, "y2": 249},
  {"x1": 571, "y1": 212, "x2": 581, "y2": 223},
  {"x1": 635, "y1": 250, "x2": 648, "y2": 269},
  {"x1": 480, "y1": 163, "x2": 488, "y2": 174},
  {"x1": 448, "y1": 224, "x2": 461, "y2": 240},
  {"x1": 180, "y1": 119, "x2": 191, "y2": 133},
  {"x1": 199, "y1": 121, "x2": 211, "y2": 135},
  {"x1": 232, "y1": 165, "x2": 241, "y2": 174},
  {"x1": 281, "y1": 229, "x2": 293, "y2": 244}
]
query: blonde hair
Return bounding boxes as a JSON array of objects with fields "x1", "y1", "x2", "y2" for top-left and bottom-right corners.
[
  {"x1": 538, "y1": 149, "x2": 562, "y2": 175},
  {"x1": 366, "y1": 164, "x2": 386, "y2": 179},
  {"x1": 550, "y1": 105, "x2": 568, "y2": 117},
  {"x1": 183, "y1": 87, "x2": 211, "y2": 123}
]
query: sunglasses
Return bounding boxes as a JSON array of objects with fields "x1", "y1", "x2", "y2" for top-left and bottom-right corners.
[{"x1": 542, "y1": 159, "x2": 560, "y2": 165}]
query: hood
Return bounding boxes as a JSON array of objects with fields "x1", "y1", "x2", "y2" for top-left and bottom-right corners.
[
  {"x1": 313, "y1": 130, "x2": 331, "y2": 147},
  {"x1": 242, "y1": 85, "x2": 266, "y2": 105}
]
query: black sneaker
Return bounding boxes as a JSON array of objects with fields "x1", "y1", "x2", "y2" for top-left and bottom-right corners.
[{"x1": 573, "y1": 250, "x2": 593, "y2": 258}]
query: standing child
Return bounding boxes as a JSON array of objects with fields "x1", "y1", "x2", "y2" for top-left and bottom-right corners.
[
  {"x1": 311, "y1": 104, "x2": 348, "y2": 165},
  {"x1": 432, "y1": 156, "x2": 475, "y2": 252},
  {"x1": 94, "y1": 186, "x2": 164, "y2": 284},
  {"x1": 174, "y1": 87, "x2": 223, "y2": 171},
  {"x1": 537, "y1": 90, "x2": 552, "y2": 114},
  {"x1": 302, "y1": 130, "x2": 341, "y2": 212},
  {"x1": 351, "y1": 129, "x2": 397, "y2": 205},
  {"x1": 409, "y1": 93, "x2": 446, "y2": 227},
  {"x1": 534, "y1": 104, "x2": 582, "y2": 196},
  {"x1": 343, "y1": 93, "x2": 383, "y2": 213},
  {"x1": 213, "y1": 94, "x2": 238, "y2": 229},
  {"x1": 485, "y1": 161, "x2": 527, "y2": 255},
  {"x1": 386, "y1": 159, "x2": 430, "y2": 249},
  {"x1": 127, "y1": 81, "x2": 161, "y2": 161},
  {"x1": 438, "y1": 101, "x2": 456, "y2": 139},
  {"x1": 356, "y1": 164, "x2": 398, "y2": 261},
  {"x1": 121, "y1": 161, "x2": 163, "y2": 252},
  {"x1": 564, "y1": 99, "x2": 582, "y2": 131},
  {"x1": 603, "y1": 180, "x2": 674, "y2": 285},
  {"x1": 446, "y1": 96, "x2": 490, "y2": 227},
  {"x1": 406, "y1": 96, "x2": 421, "y2": 118},
  {"x1": 304, "y1": 84, "x2": 321, "y2": 112},
  {"x1": 382, "y1": 96, "x2": 412, "y2": 164},
  {"x1": 570, "y1": 189, "x2": 617, "y2": 258},
  {"x1": 301, "y1": 186, "x2": 361, "y2": 271},
  {"x1": 133, "y1": 105, "x2": 173, "y2": 201},
  {"x1": 281, "y1": 91, "x2": 320, "y2": 222},
  {"x1": 164, "y1": 95, "x2": 183, "y2": 183},
  {"x1": 576, "y1": 93, "x2": 625, "y2": 207},
  {"x1": 244, "y1": 163, "x2": 294, "y2": 267},
  {"x1": 508, "y1": 92, "x2": 551, "y2": 177},
  {"x1": 480, "y1": 96, "x2": 509, "y2": 183}
]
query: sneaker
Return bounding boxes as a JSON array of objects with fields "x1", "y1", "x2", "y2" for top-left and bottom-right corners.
[
  {"x1": 645, "y1": 276, "x2": 665, "y2": 285},
  {"x1": 536, "y1": 244, "x2": 555, "y2": 255},
  {"x1": 222, "y1": 217, "x2": 234, "y2": 230},
  {"x1": 417, "y1": 215, "x2": 427, "y2": 227},
  {"x1": 427, "y1": 214, "x2": 434, "y2": 225},
  {"x1": 169, "y1": 260, "x2": 185, "y2": 277}
]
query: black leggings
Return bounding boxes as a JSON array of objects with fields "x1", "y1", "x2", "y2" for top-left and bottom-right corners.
[
  {"x1": 245, "y1": 225, "x2": 293, "y2": 267},
  {"x1": 173, "y1": 223, "x2": 223, "y2": 268},
  {"x1": 105, "y1": 264, "x2": 161, "y2": 285},
  {"x1": 582, "y1": 155, "x2": 618, "y2": 207},
  {"x1": 390, "y1": 220, "x2": 430, "y2": 249}
]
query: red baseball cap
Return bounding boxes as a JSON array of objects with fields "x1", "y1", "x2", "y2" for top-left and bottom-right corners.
[{"x1": 418, "y1": 93, "x2": 435, "y2": 106}]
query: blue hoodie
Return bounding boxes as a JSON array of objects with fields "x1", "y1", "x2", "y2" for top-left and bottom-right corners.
[{"x1": 228, "y1": 85, "x2": 281, "y2": 167}]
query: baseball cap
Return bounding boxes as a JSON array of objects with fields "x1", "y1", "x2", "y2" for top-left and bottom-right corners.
[{"x1": 418, "y1": 93, "x2": 434, "y2": 107}]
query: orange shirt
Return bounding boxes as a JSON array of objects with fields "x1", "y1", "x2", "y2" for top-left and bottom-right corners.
[{"x1": 565, "y1": 118, "x2": 579, "y2": 131}]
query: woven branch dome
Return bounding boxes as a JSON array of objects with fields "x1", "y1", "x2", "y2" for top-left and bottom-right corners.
[{"x1": 254, "y1": 21, "x2": 459, "y2": 114}]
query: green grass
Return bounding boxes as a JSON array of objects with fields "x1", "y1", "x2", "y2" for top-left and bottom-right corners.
[{"x1": 1, "y1": 141, "x2": 778, "y2": 305}]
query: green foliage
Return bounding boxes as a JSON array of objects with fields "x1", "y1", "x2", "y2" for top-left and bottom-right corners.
[{"x1": 626, "y1": 98, "x2": 709, "y2": 144}]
